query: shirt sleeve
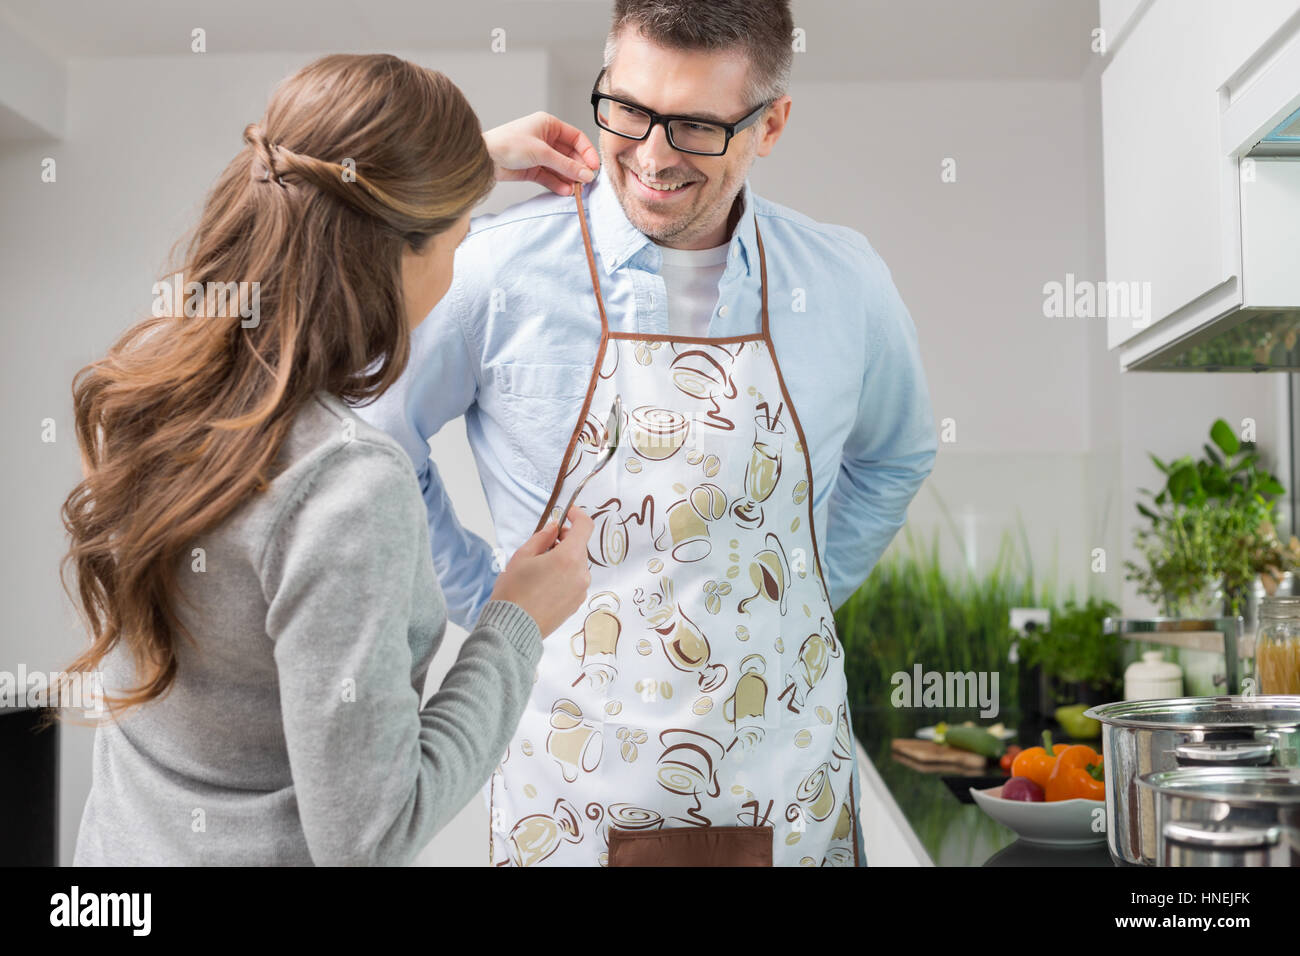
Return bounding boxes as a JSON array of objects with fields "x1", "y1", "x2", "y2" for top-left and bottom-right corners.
[
  {"x1": 351, "y1": 271, "x2": 500, "y2": 631},
  {"x1": 823, "y1": 250, "x2": 938, "y2": 611},
  {"x1": 260, "y1": 438, "x2": 543, "y2": 866}
]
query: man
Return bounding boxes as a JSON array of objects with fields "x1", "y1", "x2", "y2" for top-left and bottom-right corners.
[{"x1": 356, "y1": 0, "x2": 937, "y2": 866}]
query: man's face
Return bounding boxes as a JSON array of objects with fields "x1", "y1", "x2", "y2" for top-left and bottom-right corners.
[{"x1": 597, "y1": 32, "x2": 785, "y2": 249}]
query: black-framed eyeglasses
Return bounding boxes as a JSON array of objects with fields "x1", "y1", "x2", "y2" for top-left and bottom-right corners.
[{"x1": 589, "y1": 67, "x2": 772, "y2": 157}]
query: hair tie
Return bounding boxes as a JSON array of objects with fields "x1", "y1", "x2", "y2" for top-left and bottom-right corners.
[{"x1": 244, "y1": 123, "x2": 287, "y2": 188}]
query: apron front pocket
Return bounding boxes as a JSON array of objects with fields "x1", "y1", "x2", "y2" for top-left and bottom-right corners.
[{"x1": 607, "y1": 824, "x2": 773, "y2": 866}]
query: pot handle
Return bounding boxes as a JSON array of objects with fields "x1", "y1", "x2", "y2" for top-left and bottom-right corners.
[
  {"x1": 1163, "y1": 822, "x2": 1281, "y2": 850},
  {"x1": 1173, "y1": 740, "x2": 1275, "y2": 766}
]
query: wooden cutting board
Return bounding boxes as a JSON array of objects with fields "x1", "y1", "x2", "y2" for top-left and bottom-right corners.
[{"x1": 891, "y1": 737, "x2": 989, "y2": 770}]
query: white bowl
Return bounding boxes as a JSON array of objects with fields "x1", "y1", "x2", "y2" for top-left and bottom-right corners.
[{"x1": 970, "y1": 784, "x2": 1107, "y2": 846}]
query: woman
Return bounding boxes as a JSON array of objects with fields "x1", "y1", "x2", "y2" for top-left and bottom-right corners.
[{"x1": 61, "y1": 53, "x2": 598, "y2": 866}]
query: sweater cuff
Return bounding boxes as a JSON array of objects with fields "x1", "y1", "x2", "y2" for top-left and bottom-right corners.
[{"x1": 473, "y1": 599, "x2": 543, "y2": 664}]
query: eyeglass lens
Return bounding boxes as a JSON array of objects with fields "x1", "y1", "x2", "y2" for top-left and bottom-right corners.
[{"x1": 594, "y1": 97, "x2": 726, "y2": 154}]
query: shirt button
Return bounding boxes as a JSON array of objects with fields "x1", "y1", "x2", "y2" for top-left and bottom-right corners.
[
  {"x1": 649, "y1": 293, "x2": 656, "y2": 309},
  {"x1": 719, "y1": 305, "x2": 729, "y2": 317}
]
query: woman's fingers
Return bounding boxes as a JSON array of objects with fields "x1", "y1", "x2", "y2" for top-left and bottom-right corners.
[
  {"x1": 541, "y1": 115, "x2": 600, "y2": 173},
  {"x1": 484, "y1": 113, "x2": 600, "y2": 195},
  {"x1": 555, "y1": 506, "x2": 594, "y2": 553},
  {"x1": 514, "y1": 519, "x2": 561, "y2": 558}
]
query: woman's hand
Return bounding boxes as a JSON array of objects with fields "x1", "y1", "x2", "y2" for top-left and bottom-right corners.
[
  {"x1": 488, "y1": 505, "x2": 595, "y2": 638},
  {"x1": 483, "y1": 112, "x2": 600, "y2": 196}
]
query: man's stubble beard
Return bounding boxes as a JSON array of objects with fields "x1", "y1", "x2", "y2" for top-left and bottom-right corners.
[{"x1": 606, "y1": 138, "x2": 758, "y2": 246}]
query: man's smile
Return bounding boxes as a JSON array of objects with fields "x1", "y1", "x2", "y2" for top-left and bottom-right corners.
[{"x1": 624, "y1": 163, "x2": 701, "y2": 201}]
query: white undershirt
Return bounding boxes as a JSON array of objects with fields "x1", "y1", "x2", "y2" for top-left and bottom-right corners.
[{"x1": 657, "y1": 241, "x2": 730, "y2": 337}]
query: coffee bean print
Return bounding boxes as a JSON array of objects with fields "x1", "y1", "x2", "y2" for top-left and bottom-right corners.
[{"x1": 792, "y1": 479, "x2": 808, "y2": 505}]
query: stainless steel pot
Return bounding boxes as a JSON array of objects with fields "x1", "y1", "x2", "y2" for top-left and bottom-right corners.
[
  {"x1": 1084, "y1": 696, "x2": 1300, "y2": 866},
  {"x1": 1137, "y1": 767, "x2": 1300, "y2": 866}
]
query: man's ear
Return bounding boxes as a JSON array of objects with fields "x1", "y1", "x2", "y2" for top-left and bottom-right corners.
[{"x1": 755, "y1": 95, "x2": 791, "y2": 159}]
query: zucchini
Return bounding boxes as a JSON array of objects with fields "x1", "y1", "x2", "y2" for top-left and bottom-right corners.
[{"x1": 944, "y1": 726, "x2": 1005, "y2": 759}]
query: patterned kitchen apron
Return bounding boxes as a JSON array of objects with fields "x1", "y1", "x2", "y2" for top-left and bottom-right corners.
[{"x1": 487, "y1": 182, "x2": 862, "y2": 866}]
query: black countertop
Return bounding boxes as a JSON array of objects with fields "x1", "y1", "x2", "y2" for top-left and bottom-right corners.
[{"x1": 855, "y1": 706, "x2": 1115, "y2": 866}]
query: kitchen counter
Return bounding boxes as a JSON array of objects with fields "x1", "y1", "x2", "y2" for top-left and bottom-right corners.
[{"x1": 854, "y1": 705, "x2": 1114, "y2": 866}]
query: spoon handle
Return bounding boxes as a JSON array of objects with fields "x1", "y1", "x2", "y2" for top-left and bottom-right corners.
[{"x1": 550, "y1": 450, "x2": 612, "y2": 548}]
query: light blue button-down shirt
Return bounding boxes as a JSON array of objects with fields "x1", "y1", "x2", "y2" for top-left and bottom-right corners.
[{"x1": 354, "y1": 165, "x2": 938, "y2": 631}]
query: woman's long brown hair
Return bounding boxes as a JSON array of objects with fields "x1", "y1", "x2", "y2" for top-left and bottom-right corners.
[{"x1": 57, "y1": 54, "x2": 496, "y2": 721}]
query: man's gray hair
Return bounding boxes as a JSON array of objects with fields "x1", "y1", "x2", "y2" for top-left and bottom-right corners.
[{"x1": 601, "y1": 0, "x2": 793, "y2": 110}]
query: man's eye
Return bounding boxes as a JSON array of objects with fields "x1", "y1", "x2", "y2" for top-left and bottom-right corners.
[
  {"x1": 684, "y1": 123, "x2": 715, "y2": 133},
  {"x1": 617, "y1": 106, "x2": 644, "y2": 117}
]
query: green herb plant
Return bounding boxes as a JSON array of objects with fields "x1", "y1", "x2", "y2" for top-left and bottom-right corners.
[
  {"x1": 1018, "y1": 596, "x2": 1122, "y2": 702},
  {"x1": 1126, "y1": 419, "x2": 1297, "y2": 616}
]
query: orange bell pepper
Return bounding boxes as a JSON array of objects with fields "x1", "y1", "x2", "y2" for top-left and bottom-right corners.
[
  {"x1": 1009, "y1": 731, "x2": 1069, "y2": 789},
  {"x1": 1045, "y1": 743, "x2": 1105, "y2": 802}
]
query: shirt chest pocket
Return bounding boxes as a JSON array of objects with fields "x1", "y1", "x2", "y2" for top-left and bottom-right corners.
[{"x1": 489, "y1": 363, "x2": 594, "y2": 492}]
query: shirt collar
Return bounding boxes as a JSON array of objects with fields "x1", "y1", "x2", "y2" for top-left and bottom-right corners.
[{"x1": 584, "y1": 164, "x2": 759, "y2": 278}]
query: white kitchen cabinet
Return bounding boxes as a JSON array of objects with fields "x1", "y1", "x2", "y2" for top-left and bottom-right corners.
[
  {"x1": 1099, "y1": 0, "x2": 1144, "y2": 49},
  {"x1": 1212, "y1": 0, "x2": 1300, "y2": 89},
  {"x1": 1103, "y1": 0, "x2": 1225, "y2": 350}
]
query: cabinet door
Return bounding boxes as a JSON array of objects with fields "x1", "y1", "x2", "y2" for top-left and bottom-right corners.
[
  {"x1": 1103, "y1": 0, "x2": 1226, "y2": 348},
  {"x1": 1212, "y1": 0, "x2": 1300, "y2": 88}
]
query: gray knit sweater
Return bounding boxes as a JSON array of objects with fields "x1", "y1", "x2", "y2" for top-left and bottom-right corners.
[{"x1": 73, "y1": 390, "x2": 542, "y2": 866}]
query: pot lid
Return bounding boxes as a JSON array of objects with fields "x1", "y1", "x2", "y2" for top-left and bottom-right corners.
[
  {"x1": 1084, "y1": 695, "x2": 1300, "y2": 730},
  {"x1": 1137, "y1": 766, "x2": 1300, "y2": 806}
]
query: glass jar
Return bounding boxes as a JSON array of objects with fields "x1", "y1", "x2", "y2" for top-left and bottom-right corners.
[{"x1": 1256, "y1": 596, "x2": 1300, "y2": 695}]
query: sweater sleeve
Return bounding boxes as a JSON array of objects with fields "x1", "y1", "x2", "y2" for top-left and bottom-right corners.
[{"x1": 260, "y1": 437, "x2": 543, "y2": 866}]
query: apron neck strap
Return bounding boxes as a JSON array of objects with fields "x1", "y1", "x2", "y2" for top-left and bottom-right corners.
[
  {"x1": 572, "y1": 181, "x2": 770, "y2": 338},
  {"x1": 755, "y1": 217, "x2": 769, "y2": 339},
  {"x1": 573, "y1": 182, "x2": 610, "y2": 335}
]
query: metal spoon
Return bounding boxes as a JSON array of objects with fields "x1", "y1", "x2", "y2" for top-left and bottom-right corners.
[{"x1": 550, "y1": 394, "x2": 622, "y2": 548}]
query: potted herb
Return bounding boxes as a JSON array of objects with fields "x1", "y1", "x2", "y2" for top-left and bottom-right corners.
[
  {"x1": 1126, "y1": 419, "x2": 1298, "y2": 617},
  {"x1": 1019, "y1": 596, "x2": 1122, "y2": 707}
]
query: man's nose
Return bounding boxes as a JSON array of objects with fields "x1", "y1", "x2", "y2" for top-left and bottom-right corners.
[{"x1": 635, "y1": 121, "x2": 678, "y2": 175}]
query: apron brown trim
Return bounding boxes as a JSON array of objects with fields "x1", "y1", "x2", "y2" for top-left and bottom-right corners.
[
  {"x1": 608, "y1": 824, "x2": 774, "y2": 866},
  {"x1": 849, "y1": 769, "x2": 859, "y2": 867},
  {"x1": 752, "y1": 223, "x2": 831, "y2": 603},
  {"x1": 607, "y1": 332, "x2": 763, "y2": 343},
  {"x1": 530, "y1": 185, "x2": 611, "y2": 537}
]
